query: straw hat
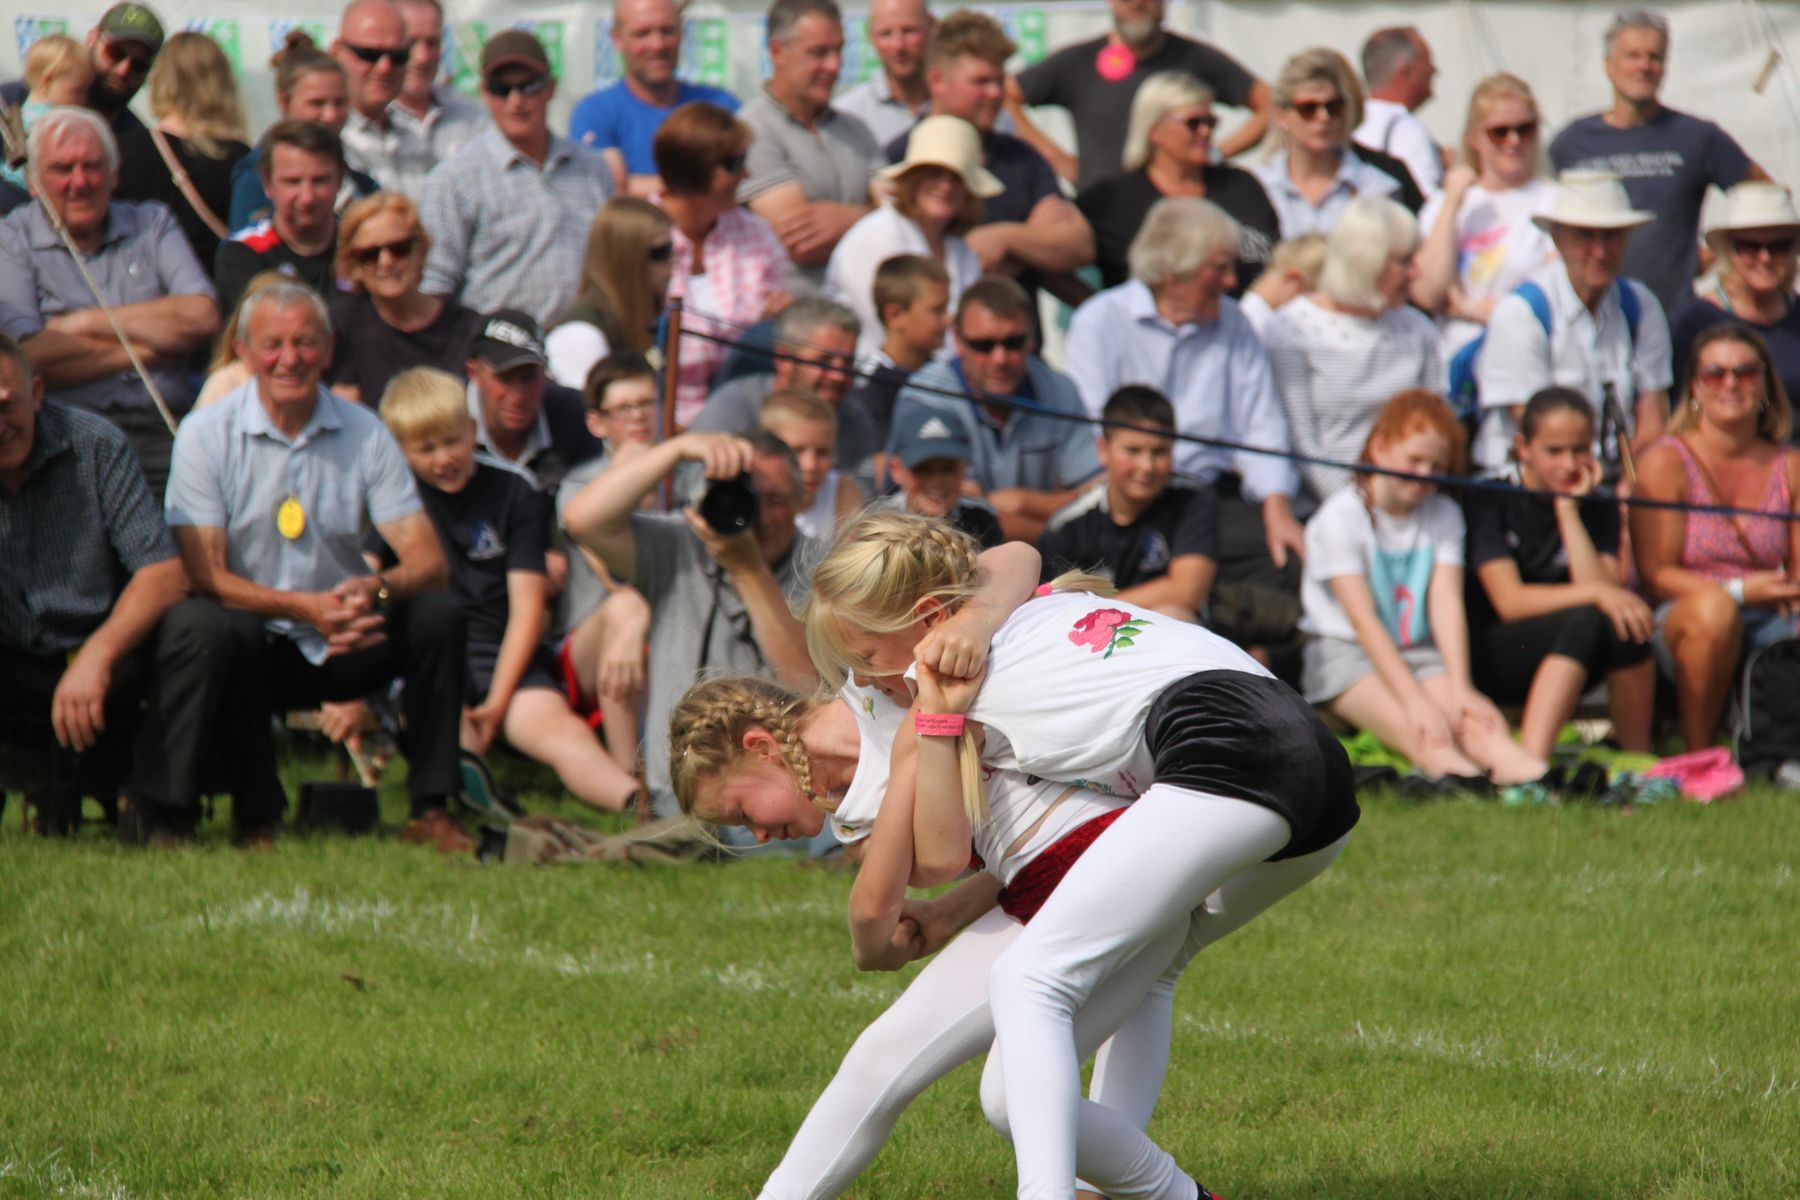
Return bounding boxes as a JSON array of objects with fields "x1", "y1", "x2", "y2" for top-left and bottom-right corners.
[
  {"x1": 1703, "y1": 181, "x2": 1800, "y2": 254},
  {"x1": 1531, "y1": 170, "x2": 1655, "y2": 232},
  {"x1": 877, "y1": 115, "x2": 1004, "y2": 199}
]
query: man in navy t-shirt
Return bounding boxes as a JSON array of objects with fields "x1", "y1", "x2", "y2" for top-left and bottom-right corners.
[
  {"x1": 1549, "y1": 9, "x2": 1764, "y2": 313},
  {"x1": 569, "y1": 0, "x2": 739, "y2": 196}
]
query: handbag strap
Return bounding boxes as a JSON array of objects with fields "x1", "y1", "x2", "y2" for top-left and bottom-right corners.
[
  {"x1": 1680, "y1": 435, "x2": 1764, "y2": 564},
  {"x1": 149, "y1": 126, "x2": 230, "y2": 241}
]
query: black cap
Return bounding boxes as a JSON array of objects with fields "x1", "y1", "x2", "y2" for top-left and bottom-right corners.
[{"x1": 469, "y1": 310, "x2": 547, "y2": 371}]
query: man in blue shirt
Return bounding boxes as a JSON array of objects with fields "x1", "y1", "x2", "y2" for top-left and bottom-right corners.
[
  {"x1": 888, "y1": 275, "x2": 1098, "y2": 542},
  {"x1": 569, "y1": 0, "x2": 739, "y2": 197}
]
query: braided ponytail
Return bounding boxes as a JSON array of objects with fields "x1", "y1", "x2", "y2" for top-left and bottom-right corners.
[{"x1": 668, "y1": 677, "x2": 833, "y2": 825}]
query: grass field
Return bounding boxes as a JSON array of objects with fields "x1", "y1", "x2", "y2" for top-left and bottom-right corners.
[{"x1": 2, "y1": 753, "x2": 1796, "y2": 1199}]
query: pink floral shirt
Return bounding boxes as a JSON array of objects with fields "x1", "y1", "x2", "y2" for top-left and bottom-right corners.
[{"x1": 658, "y1": 199, "x2": 790, "y2": 425}]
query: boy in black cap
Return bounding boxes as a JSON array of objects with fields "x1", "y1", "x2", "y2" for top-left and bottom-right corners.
[{"x1": 876, "y1": 403, "x2": 1005, "y2": 549}]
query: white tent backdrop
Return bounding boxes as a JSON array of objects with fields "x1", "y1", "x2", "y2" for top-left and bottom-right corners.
[{"x1": 9, "y1": 1, "x2": 1800, "y2": 187}]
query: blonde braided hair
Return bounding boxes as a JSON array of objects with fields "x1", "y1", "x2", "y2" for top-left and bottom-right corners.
[{"x1": 668, "y1": 677, "x2": 835, "y2": 826}]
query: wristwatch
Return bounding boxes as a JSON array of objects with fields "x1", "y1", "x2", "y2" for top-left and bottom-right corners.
[{"x1": 372, "y1": 577, "x2": 393, "y2": 613}]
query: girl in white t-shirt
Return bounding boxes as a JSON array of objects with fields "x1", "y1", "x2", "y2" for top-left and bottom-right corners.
[
  {"x1": 1411, "y1": 74, "x2": 1558, "y2": 361},
  {"x1": 802, "y1": 512, "x2": 1358, "y2": 1200},
  {"x1": 1299, "y1": 389, "x2": 1547, "y2": 784},
  {"x1": 668, "y1": 673, "x2": 1223, "y2": 1200}
]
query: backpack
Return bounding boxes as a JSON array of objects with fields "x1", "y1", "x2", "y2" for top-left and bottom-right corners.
[
  {"x1": 1445, "y1": 278, "x2": 1643, "y2": 428},
  {"x1": 1736, "y1": 636, "x2": 1800, "y2": 779}
]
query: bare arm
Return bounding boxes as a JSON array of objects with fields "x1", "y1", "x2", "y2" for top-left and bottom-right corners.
[
  {"x1": 1003, "y1": 76, "x2": 1079, "y2": 185},
  {"x1": 965, "y1": 196, "x2": 1095, "y2": 275},
  {"x1": 988, "y1": 486, "x2": 1085, "y2": 543},
  {"x1": 19, "y1": 329, "x2": 142, "y2": 386},
  {"x1": 175, "y1": 524, "x2": 326, "y2": 625},
  {"x1": 466, "y1": 569, "x2": 548, "y2": 753},
  {"x1": 747, "y1": 181, "x2": 871, "y2": 266},
  {"x1": 369, "y1": 508, "x2": 450, "y2": 600},
  {"x1": 1411, "y1": 169, "x2": 1473, "y2": 313},
  {"x1": 49, "y1": 296, "x2": 220, "y2": 356},
  {"x1": 1116, "y1": 554, "x2": 1215, "y2": 617},
  {"x1": 848, "y1": 733, "x2": 926, "y2": 970},
  {"x1": 1328, "y1": 572, "x2": 1435, "y2": 708},
  {"x1": 1215, "y1": 80, "x2": 1272, "y2": 161},
  {"x1": 51, "y1": 557, "x2": 189, "y2": 752},
  {"x1": 1425, "y1": 561, "x2": 1474, "y2": 691},
  {"x1": 562, "y1": 432, "x2": 754, "y2": 586},
  {"x1": 913, "y1": 540, "x2": 1042, "y2": 677}
]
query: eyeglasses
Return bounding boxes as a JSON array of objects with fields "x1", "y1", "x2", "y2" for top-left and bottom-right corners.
[
  {"x1": 343, "y1": 43, "x2": 412, "y2": 67},
  {"x1": 1695, "y1": 362, "x2": 1763, "y2": 386},
  {"x1": 1169, "y1": 113, "x2": 1218, "y2": 134},
  {"x1": 601, "y1": 399, "x2": 657, "y2": 418},
  {"x1": 719, "y1": 153, "x2": 747, "y2": 174},
  {"x1": 1288, "y1": 97, "x2": 1346, "y2": 121},
  {"x1": 352, "y1": 236, "x2": 417, "y2": 265},
  {"x1": 485, "y1": 74, "x2": 551, "y2": 99},
  {"x1": 960, "y1": 332, "x2": 1029, "y2": 354},
  {"x1": 1731, "y1": 236, "x2": 1796, "y2": 259},
  {"x1": 647, "y1": 242, "x2": 674, "y2": 262},
  {"x1": 100, "y1": 38, "x2": 155, "y2": 73},
  {"x1": 1485, "y1": 120, "x2": 1538, "y2": 142}
]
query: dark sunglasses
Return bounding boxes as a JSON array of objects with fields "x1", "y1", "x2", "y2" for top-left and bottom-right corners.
[
  {"x1": 1731, "y1": 236, "x2": 1796, "y2": 258},
  {"x1": 647, "y1": 241, "x2": 674, "y2": 262},
  {"x1": 485, "y1": 74, "x2": 551, "y2": 99},
  {"x1": 1288, "y1": 97, "x2": 1346, "y2": 121},
  {"x1": 343, "y1": 43, "x2": 412, "y2": 67},
  {"x1": 1696, "y1": 362, "x2": 1762, "y2": 385},
  {"x1": 719, "y1": 152, "x2": 747, "y2": 174},
  {"x1": 1171, "y1": 113, "x2": 1219, "y2": 134},
  {"x1": 352, "y1": 236, "x2": 417, "y2": 265},
  {"x1": 960, "y1": 332, "x2": 1029, "y2": 354},
  {"x1": 1485, "y1": 120, "x2": 1538, "y2": 142},
  {"x1": 101, "y1": 38, "x2": 155, "y2": 72}
]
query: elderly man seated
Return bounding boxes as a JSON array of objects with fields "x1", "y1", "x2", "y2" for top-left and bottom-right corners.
[
  {"x1": 1064, "y1": 196, "x2": 1306, "y2": 624},
  {"x1": 164, "y1": 280, "x2": 472, "y2": 852},
  {"x1": 0, "y1": 331, "x2": 234, "y2": 841},
  {"x1": 888, "y1": 274, "x2": 1099, "y2": 541},
  {"x1": 0, "y1": 106, "x2": 219, "y2": 494}
]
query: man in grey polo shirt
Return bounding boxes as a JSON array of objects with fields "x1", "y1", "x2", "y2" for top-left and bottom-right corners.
[
  {"x1": 419, "y1": 29, "x2": 614, "y2": 326},
  {"x1": 740, "y1": 0, "x2": 879, "y2": 288},
  {"x1": 164, "y1": 280, "x2": 472, "y2": 852},
  {"x1": 889, "y1": 274, "x2": 1099, "y2": 543},
  {"x1": 0, "y1": 106, "x2": 219, "y2": 494},
  {"x1": 333, "y1": 0, "x2": 434, "y2": 198},
  {"x1": 563, "y1": 428, "x2": 819, "y2": 823}
]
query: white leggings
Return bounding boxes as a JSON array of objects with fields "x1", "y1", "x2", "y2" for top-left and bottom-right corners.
[
  {"x1": 985, "y1": 786, "x2": 1350, "y2": 1199},
  {"x1": 758, "y1": 905, "x2": 1189, "y2": 1200}
]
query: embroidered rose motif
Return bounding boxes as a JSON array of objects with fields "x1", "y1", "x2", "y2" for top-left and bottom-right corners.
[{"x1": 1069, "y1": 608, "x2": 1148, "y2": 657}]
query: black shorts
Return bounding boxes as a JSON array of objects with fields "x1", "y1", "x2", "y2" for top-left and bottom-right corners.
[
  {"x1": 465, "y1": 640, "x2": 562, "y2": 704},
  {"x1": 1143, "y1": 669, "x2": 1359, "y2": 860}
]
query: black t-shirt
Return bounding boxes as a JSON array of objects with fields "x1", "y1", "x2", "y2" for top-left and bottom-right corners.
[
  {"x1": 1037, "y1": 477, "x2": 1220, "y2": 587},
  {"x1": 213, "y1": 225, "x2": 338, "y2": 316},
  {"x1": 328, "y1": 291, "x2": 484, "y2": 406},
  {"x1": 1462, "y1": 479, "x2": 1622, "y2": 628},
  {"x1": 130, "y1": 133, "x2": 252, "y2": 270},
  {"x1": 1018, "y1": 33, "x2": 1258, "y2": 192},
  {"x1": 1074, "y1": 165, "x2": 1280, "y2": 293},
  {"x1": 376, "y1": 460, "x2": 550, "y2": 652}
]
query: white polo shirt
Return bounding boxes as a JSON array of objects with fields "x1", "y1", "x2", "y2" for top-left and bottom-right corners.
[{"x1": 1471, "y1": 260, "x2": 1671, "y2": 473}]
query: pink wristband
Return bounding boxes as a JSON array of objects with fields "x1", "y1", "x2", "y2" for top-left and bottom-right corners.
[
  {"x1": 914, "y1": 712, "x2": 966, "y2": 737},
  {"x1": 1034, "y1": 583, "x2": 1054, "y2": 596}
]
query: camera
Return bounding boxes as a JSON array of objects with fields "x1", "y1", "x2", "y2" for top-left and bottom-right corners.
[{"x1": 694, "y1": 473, "x2": 760, "y2": 535}]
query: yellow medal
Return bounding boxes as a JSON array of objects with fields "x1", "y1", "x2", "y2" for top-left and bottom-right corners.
[{"x1": 277, "y1": 496, "x2": 307, "y2": 540}]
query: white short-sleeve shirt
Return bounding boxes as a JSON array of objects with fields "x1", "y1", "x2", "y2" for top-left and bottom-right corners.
[{"x1": 1299, "y1": 487, "x2": 1466, "y2": 647}]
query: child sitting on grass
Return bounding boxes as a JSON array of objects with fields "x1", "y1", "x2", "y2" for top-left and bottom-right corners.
[
  {"x1": 759, "y1": 388, "x2": 865, "y2": 539},
  {"x1": 1037, "y1": 385, "x2": 1218, "y2": 622},
  {"x1": 378, "y1": 367, "x2": 641, "y2": 813},
  {"x1": 1300, "y1": 388, "x2": 1547, "y2": 785}
]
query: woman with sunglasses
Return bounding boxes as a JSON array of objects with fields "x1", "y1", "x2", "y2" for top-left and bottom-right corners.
[
  {"x1": 227, "y1": 31, "x2": 380, "y2": 229},
  {"x1": 1633, "y1": 324, "x2": 1800, "y2": 750},
  {"x1": 650, "y1": 102, "x2": 791, "y2": 425},
  {"x1": 325, "y1": 191, "x2": 481, "y2": 405},
  {"x1": 1253, "y1": 48, "x2": 1404, "y2": 240},
  {"x1": 1412, "y1": 74, "x2": 1557, "y2": 362},
  {"x1": 1074, "y1": 71, "x2": 1280, "y2": 293},
  {"x1": 1671, "y1": 182, "x2": 1800, "y2": 412},
  {"x1": 546, "y1": 197, "x2": 675, "y2": 393}
]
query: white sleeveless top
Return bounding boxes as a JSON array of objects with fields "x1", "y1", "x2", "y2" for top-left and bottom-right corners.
[
  {"x1": 829, "y1": 682, "x2": 1124, "y2": 887},
  {"x1": 909, "y1": 591, "x2": 1269, "y2": 799},
  {"x1": 795, "y1": 471, "x2": 843, "y2": 541}
]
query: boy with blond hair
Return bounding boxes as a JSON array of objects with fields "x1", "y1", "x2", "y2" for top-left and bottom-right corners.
[
  {"x1": 760, "y1": 388, "x2": 866, "y2": 538},
  {"x1": 379, "y1": 367, "x2": 642, "y2": 814}
]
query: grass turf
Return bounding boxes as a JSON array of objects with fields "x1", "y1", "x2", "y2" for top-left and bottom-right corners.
[{"x1": 1, "y1": 753, "x2": 1795, "y2": 1199}]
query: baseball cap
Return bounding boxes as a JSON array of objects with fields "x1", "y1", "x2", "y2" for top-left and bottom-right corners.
[
  {"x1": 480, "y1": 29, "x2": 550, "y2": 78},
  {"x1": 470, "y1": 310, "x2": 548, "y2": 372},
  {"x1": 890, "y1": 406, "x2": 974, "y2": 469},
  {"x1": 97, "y1": 3, "x2": 165, "y2": 52}
]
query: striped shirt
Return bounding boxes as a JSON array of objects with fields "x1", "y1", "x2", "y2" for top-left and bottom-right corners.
[{"x1": 419, "y1": 125, "x2": 614, "y2": 327}]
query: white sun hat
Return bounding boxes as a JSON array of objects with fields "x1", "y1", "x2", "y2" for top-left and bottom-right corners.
[
  {"x1": 1703, "y1": 181, "x2": 1800, "y2": 253},
  {"x1": 1531, "y1": 170, "x2": 1656, "y2": 232},
  {"x1": 877, "y1": 114, "x2": 1005, "y2": 199}
]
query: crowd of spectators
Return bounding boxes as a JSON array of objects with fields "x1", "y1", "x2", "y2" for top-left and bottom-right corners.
[{"x1": 4, "y1": 0, "x2": 1798, "y2": 844}]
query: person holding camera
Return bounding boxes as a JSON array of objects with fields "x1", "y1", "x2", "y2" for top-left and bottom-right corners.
[{"x1": 562, "y1": 427, "x2": 820, "y2": 820}]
